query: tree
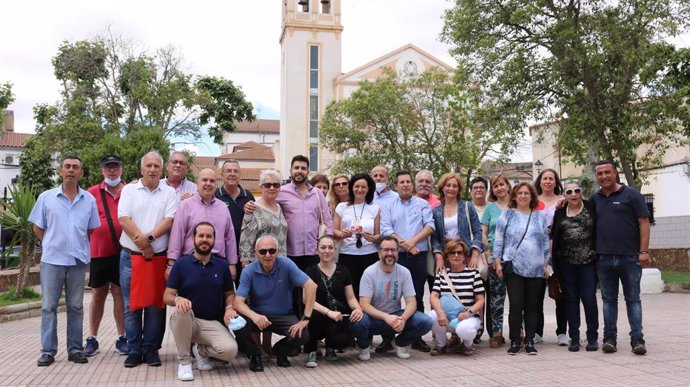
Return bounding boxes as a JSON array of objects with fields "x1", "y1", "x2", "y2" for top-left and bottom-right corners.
[
  {"x1": 442, "y1": 0, "x2": 690, "y2": 188},
  {"x1": 320, "y1": 67, "x2": 525, "y2": 191},
  {"x1": 0, "y1": 82, "x2": 14, "y2": 129},
  {"x1": 0, "y1": 183, "x2": 39, "y2": 298},
  {"x1": 21, "y1": 29, "x2": 255, "y2": 188}
]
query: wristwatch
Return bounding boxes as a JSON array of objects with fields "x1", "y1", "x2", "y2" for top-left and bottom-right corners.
[
  {"x1": 147, "y1": 233, "x2": 156, "y2": 242},
  {"x1": 301, "y1": 315, "x2": 311, "y2": 321}
]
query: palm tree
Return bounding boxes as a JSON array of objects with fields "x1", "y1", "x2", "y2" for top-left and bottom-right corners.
[{"x1": 0, "y1": 183, "x2": 39, "y2": 298}]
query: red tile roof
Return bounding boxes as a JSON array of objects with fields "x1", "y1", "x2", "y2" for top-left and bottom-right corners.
[
  {"x1": 235, "y1": 119, "x2": 279, "y2": 134},
  {"x1": 0, "y1": 132, "x2": 31, "y2": 148},
  {"x1": 190, "y1": 156, "x2": 218, "y2": 176},
  {"x1": 217, "y1": 147, "x2": 275, "y2": 161}
]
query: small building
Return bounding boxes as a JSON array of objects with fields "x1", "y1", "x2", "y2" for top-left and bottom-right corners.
[{"x1": 0, "y1": 111, "x2": 31, "y2": 199}]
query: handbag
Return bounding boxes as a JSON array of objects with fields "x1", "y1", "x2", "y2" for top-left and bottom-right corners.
[
  {"x1": 465, "y1": 201, "x2": 488, "y2": 281},
  {"x1": 99, "y1": 188, "x2": 121, "y2": 256},
  {"x1": 439, "y1": 269, "x2": 467, "y2": 318},
  {"x1": 129, "y1": 254, "x2": 167, "y2": 310},
  {"x1": 548, "y1": 276, "x2": 563, "y2": 300}
]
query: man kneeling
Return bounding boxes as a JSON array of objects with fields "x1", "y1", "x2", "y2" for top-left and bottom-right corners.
[
  {"x1": 164, "y1": 222, "x2": 259, "y2": 381},
  {"x1": 351, "y1": 236, "x2": 433, "y2": 360}
]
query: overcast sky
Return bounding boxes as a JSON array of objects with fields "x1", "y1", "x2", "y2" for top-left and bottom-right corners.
[{"x1": 1, "y1": 0, "x2": 465, "y2": 156}]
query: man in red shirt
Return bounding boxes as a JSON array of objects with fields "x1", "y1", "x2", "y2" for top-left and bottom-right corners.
[{"x1": 84, "y1": 155, "x2": 127, "y2": 356}]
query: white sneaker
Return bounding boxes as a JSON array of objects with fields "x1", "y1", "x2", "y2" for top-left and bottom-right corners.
[
  {"x1": 393, "y1": 341, "x2": 411, "y2": 359},
  {"x1": 304, "y1": 351, "x2": 318, "y2": 368},
  {"x1": 533, "y1": 333, "x2": 543, "y2": 344},
  {"x1": 358, "y1": 347, "x2": 371, "y2": 361},
  {"x1": 177, "y1": 363, "x2": 193, "y2": 381},
  {"x1": 557, "y1": 334, "x2": 569, "y2": 346},
  {"x1": 192, "y1": 344, "x2": 214, "y2": 371}
]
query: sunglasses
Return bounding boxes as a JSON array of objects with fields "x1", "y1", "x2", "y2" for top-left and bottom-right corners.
[
  {"x1": 448, "y1": 250, "x2": 465, "y2": 256},
  {"x1": 257, "y1": 248, "x2": 277, "y2": 255},
  {"x1": 262, "y1": 183, "x2": 281, "y2": 189},
  {"x1": 334, "y1": 182, "x2": 348, "y2": 187},
  {"x1": 565, "y1": 188, "x2": 582, "y2": 195}
]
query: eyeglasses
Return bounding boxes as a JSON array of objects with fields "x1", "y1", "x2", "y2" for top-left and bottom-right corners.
[
  {"x1": 380, "y1": 248, "x2": 397, "y2": 253},
  {"x1": 565, "y1": 188, "x2": 582, "y2": 195},
  {"x1": 334, "y1": 182, "x2": 348, "y2": 187},
  {"x1": 170, "y1": 160, "x2": 187, "y2": 166},
  {"x1": 262, "y1": 183, "x2": 281, "y2": 189},
  {"x1": 257, "y1": 248, "x2": 277, "y2": 255},
  {"x1": 448, "y1": 250, "x2": 465, "y2": 256}
]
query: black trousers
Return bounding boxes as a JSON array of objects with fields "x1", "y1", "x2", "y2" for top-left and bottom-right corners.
[
  {"x1": 304, "y1": 311, "x2": 351, "y2": 352},
  {"x1": 505, "y1": 274, "x2": 544, "y2": 343},
  {"x1": 245, "y1": 314, "x2": 310, "y2": 355},
  {"x1": 536, "y1": 279, "x2": 568, "y2": 337},
  {"x1": 338, "y1": 252, "x2": 378, "y2": 298}
]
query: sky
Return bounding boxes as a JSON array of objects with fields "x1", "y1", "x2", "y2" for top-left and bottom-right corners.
[{"x1": 1, "y1": 0, "x2": 469, "y2": 157}]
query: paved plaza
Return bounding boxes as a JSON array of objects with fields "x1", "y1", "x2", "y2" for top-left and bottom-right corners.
[{"x1": 1, "y1": 290, "x2": 688, "y2": 386}]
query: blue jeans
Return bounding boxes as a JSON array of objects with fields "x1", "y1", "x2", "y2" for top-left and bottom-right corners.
[
  {"x1": 396, "y1": 251, "x2": 428, "y2": 312},
  {"x1": 559, "y1": 260, "x2": 599, "y2": 341},
  {"x1": 119, "y1": 249, "x2": 166, "y2": 355},
  {"x1": 40, "y1": 261, "x2": 86, "y2": 355},
  {"x1": 350, "y1": 310, "x2": 432, "y2": 348},
  {"x1": 597, "y1": 255, "x2": 643, "y2": 340}
]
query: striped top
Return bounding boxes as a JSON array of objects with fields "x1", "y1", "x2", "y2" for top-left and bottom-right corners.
[{"x1": 432, "y1": 268, "x2": 485, "y2": 307}]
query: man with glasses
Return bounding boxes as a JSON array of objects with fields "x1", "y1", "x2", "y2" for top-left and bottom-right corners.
[
  {"x1": 30, "y1": 156, "x2": 100, "y2": 367},
  {"x1": 350, "y1": 237, "x2": 433, "y2": 361},
  {"x1": 381, "y1": 171, "x2": 435, "y2": 352},
  {"x1": 168, "y1": 169, "x2": 238, "y2": 280},
  {"x1": 233, "y1": 235, "x2": 318, "y2": 369},
  {"x1": 84, "y1": 155, "x2": 128, "y2": 357},
  {"x1": 162, "y1": 151, "x2": 196, "y2": 201}
]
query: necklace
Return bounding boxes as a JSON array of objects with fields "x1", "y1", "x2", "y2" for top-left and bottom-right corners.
[{"x1": 567, "y1": 203, "x2": 583, "y2": 217}]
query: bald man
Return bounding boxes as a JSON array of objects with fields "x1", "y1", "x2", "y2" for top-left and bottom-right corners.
[{"x1": 168, "y1": 168, "x2": 238, "y2": 279}]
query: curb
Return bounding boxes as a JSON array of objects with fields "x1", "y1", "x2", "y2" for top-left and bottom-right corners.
[{"x1": 0, "y1": 299, "x2": 66, "y2": 323}]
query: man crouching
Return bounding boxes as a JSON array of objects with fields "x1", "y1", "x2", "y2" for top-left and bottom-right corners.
[{"x1": 164, "y1": 221, "x2": 259, "y2": 381}]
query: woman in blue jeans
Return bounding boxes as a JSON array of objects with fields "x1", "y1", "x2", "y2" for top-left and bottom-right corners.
[{"x1": 551, "y1": 180, "x2": 599, "y2": 352}]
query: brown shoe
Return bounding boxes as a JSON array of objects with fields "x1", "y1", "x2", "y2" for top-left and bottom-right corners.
[
  {"x1": 460, "y1": 344, "x2": 475, "y2": 356},
  {"x1": 448, "y1": 333, "x2": 461, "y2": 349},
  {"x1": 490, "y1": 332, "x2": 504, "y2": 348},
  {"x1": 430, "y1": 346, "x2": 447, "y2": 356}
]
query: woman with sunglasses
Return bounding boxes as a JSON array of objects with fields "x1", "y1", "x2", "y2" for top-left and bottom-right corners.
[
  {"x1": 239, "y1": 169, "x2": 288, "y2": 264},
  {"x1": 333, "y1": 173, "x2": 380, "y2": 298},
  {"x1": 480, "y1": 174, "x2": 512, "y2": 348},
  {"x1": 328, "y1": 175, "x2": 350, "y2": 217},
  {"x1": 427, "y1": 240, "x2": 485, "y2": 356},
  {"x1": 534, "y1": 168, "x2": 568, "y2": 345},
  {"x1": 551, "y1": 180, "x2": 599, "y2": 352},
  {"x1": 303, "y1": 236, "x2": 364, "y2": 367}
]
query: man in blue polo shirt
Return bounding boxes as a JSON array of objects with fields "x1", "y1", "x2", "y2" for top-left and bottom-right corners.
[
  {"x1": 592, "y1": 160, "x2": 650, "y2": 355},
  {"x1": 164, "y1": 222, "x2": 260, "y2": 381},
  {"x1": 233, "y1": 234, "x2": 318, "y2": 369},
  {"x1": 29, "y1": 155, "x2": 100, "y2": 367}
]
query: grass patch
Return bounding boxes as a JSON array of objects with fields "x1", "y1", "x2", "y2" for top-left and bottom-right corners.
[
  {"x1": 0, "y1": 286, "x2": 41, "y2": 307},
  {"x1": 661, "y1": 271, "x2": 690, "y2": 287}
]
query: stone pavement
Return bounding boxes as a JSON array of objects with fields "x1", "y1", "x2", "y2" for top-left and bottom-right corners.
[{"x1": 1, "y1": 291, "x2": 689, "y2": 386}]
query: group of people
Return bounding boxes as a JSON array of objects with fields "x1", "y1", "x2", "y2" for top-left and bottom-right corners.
[{"x1": 29, "y1": 151, "x2": 650, "y2": 381}]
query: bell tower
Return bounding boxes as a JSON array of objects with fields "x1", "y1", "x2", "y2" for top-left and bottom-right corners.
[{"x1": 279, "y1": 0, "x2": 343, "y2": 175}]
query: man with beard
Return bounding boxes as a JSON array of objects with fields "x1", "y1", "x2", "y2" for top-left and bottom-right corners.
[
  {"x1": 118, "y1": 151, "x2": 178, "y2": 368},
  {"x1": 276, "y1": 155, "x2": 332, "y2": 271},
  {"x1": 168, "y1": 169, "x2": 238, "y2": 280},
  {"x1": 164, "y1": 222, "x2": 260, "y2": 381},
  {"x1": 350, "y1": 237, "x2": 433, "y2": 361},
  {"x1": 162, "y1": 151, "x2": 196, "y2": 201},
  {"x1": 381, "y1": 171, "x2": 435, "y2": 352}
]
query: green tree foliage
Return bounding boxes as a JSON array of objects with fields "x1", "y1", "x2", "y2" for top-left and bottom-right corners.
[
  {"x1": 442, "y1": 0, "x2": 690, "y2": 188},
  {"x1": 320, "y1": 67, "x2": 525, "y2": 190},
  {"x1": 21, "y1": 30, "x2": 255, "y2": 189},
  {"x1": 0, "y1": 183, "x2": 39, "y2": 298},
  {"x1": 0, "y1": 82, "x2": 15, "y2": 129}
]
